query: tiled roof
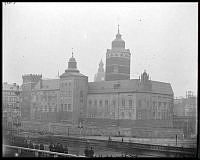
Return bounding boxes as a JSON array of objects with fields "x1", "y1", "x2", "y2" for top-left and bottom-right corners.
[
  {"x1": 34, "y1": 79, "x2": 60, "y2": 90},
  {"x1": 151, "y1": 81, "x2": 173, "y2": 95},
  {"x1": 60, "y1": 72, "x2": 87, "y2": 78},
  {"x1": 88, "y1": 79, "x2": 173, "y2": 95}
]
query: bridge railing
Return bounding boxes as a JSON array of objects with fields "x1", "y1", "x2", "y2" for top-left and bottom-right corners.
[{"x1": 3, "y1": 144, "x2": 86, "y2": 157}]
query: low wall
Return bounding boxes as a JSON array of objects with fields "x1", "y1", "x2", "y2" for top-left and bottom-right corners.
[{"x1": 21, "y1": 121, "x2": 183, "y2": 139}]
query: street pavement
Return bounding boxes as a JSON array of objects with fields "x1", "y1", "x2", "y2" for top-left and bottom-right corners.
[{"x1": 55, "y1": 135, "x2": 196, "y2": 148}]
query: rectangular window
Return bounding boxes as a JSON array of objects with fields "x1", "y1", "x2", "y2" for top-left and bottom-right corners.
[
  {"x1": 129, "y1": 100, "x2": 132, "y2": 107},
  {"x1": 99, "y1": 100, "x2": 102, "y2": 107},
  {"x1": 65, "y1": 104, "x2": 67, "y2": 111},
  {"x1": 105, "y1": 100, "x2": 108, "y2": 106},
  {"x1": 129, "y1": 112, "x2": 132, "y2": 118},
  {"x1": 68, "y1": 104, "x2": 71, "y2": 111},
  {"x1": 122, "y1": 99, "x2": 125, "y2": 107}
]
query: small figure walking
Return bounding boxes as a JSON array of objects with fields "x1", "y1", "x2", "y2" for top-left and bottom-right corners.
[
  {"x1": 84, "y1": 146, "x2": 89, "y2": 157},
  {"x1": 122, "y1": 137, "x2": 123, "y2": 142},
  {"x1": 89, "y1": 147, "x2": 94, "y2": 158}
]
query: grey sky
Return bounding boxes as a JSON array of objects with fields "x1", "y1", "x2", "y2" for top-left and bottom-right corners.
[{"x1": 3, "y1": 2, "x2": 198, "y2": 97}]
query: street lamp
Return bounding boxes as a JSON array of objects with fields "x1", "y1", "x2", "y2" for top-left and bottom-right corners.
[{"x1": 78, "y1": 122, "x2": 84, "y2": 138}]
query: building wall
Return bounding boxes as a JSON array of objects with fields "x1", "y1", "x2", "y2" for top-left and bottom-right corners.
[
  {"x1": 3, "y1": 82, "x2": 21, "y2": 130},
  {"x1": 21, "y1": 74, "x2": 42, "y2": 120},
  {"x1": 31, "y1": 89, "x2": 60, "y2": 122},
  {"x1": 60, "y1": 76, "x2": 88, "y2": 125},
  {"x1": 105, "y1": 49, "x2": 131, "y2": 81},
  {"x1": 87, "y1": 93, "x2": 136, "y2": 120}
]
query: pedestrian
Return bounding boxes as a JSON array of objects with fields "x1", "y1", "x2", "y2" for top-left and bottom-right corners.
[
  {"x1": 122, "y1": 137, "x2": 123, "y2": 142},
  {"x1": 29, "y1": 141, "x2": 34, "y2": 149},
  {"x1": 55, "y1": 143, "x2": 59, "y2": 152},
  {"x1": 24, "y1": 139, "x2": 28, "y2": 148},
  {"x1": 89, "y1": 147, "x2": 94, "y2": 158},
  {"x1": 49, "y1": 143, "x2": 54, "y2": 152},
  {"x1": 84, "y1": 146, "x2": 89, "y2": 157},
  {"x1": 39, "y1": 143, "x2": 44, "y2": 157},
  {"x1": 52, "y1": 144, "x2": 56, "y2": 152},
  {"x1": 63, "y1": 145, "x2": 68, "y2": 154},
  {"x1": 59, "y1": 143, "x2": 64, "y2": 153},
  {"x1": 34, "y1": 144, "x2": 39, "y2": 150}
]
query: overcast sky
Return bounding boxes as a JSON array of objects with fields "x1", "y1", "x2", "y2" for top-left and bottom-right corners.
[{"x1": 3, "y1": 2, "x2": 198, "y2": 97}]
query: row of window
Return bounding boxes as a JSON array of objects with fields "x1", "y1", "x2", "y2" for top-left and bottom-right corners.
[
  {"x1": 107, "y1": 53, "x2": 130, "y2": 57},
  {"x1": 37, "y1": 107, "x2": 57, "y2": 112},
  {"x1": 88, "y1": 99, "x2": 134, "y2": 108},
  {"x1": 60, "y1": 82, "x2": 72, "y2": 88},
  {"x1": 61, "y1": 104, "x2": 72, "y2": 112},
  {"x1": 88, "y1": 111, "x2": 134, "y2": 119},
  {"x1": 3, "y1": 97, "x2": 18, "y2": 102},
  {"x1": 60, "y1": 91, "x2": 72, "y2": 97},
  {"x1": 3, "y1": 91, "x2": 17, "y2": 96}
]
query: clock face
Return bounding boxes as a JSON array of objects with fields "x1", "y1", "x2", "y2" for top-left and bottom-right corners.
[{"x1": 101, "y1": 77, "x2": 104, "y2": 80}]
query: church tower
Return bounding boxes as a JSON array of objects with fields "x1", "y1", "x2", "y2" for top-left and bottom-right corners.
[
  {"x1": 94, "y1": 59, "x2": 105, "y2": 82},
  {"x1": 59, "y1": 51, "x2": 88, "y2": 125},
  {"x1": 105, "y1": 25, "x2": 131, "y2": 81}
]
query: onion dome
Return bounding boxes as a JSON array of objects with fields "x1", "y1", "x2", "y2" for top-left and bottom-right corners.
[{"x1": 66, "y1": 51, "x2": 79, "y2": 73}]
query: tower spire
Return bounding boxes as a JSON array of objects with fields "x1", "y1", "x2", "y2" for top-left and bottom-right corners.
[
  {"x1": 118, "y1": 24, "x2": 120, "y2": 34},
  {"x1": 72, "y1": 48, "x2": 74, "y2": 57}
]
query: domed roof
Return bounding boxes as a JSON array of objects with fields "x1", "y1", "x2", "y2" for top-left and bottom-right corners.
[
  {"x1": 112, "y1": 25, "x2": 125, "y2": 49},
  {"x1": 69, "y1": 56, "x2": 76, "y2": 62}
]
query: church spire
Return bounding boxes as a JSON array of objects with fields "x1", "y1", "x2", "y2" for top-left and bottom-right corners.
[
  {"x1": 118, "y1": 24, "x2": 120, "y2": 34},
  {"x1": 72, "y1": 48, "x2": 74, "y2": 57}
]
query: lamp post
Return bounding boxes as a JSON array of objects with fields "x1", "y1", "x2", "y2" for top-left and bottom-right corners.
[{"x1": 78, "y1": 122, "x2": 84, "y2": 138}]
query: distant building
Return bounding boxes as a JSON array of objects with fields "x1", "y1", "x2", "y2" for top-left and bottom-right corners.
[
  {"x1": 174, "y1": 91, "x2": 197, "y2": 117},
  {"x1": 173, "y1": 91, "x2": 197, "y2": 138},
  {"x1": 20, "y1": 27, "x2": 184, "y2": 138},
  {"x1": 2, "y1": 82, "x2": 21, "y2": 132},
  {"x1": 21, "y1": 74, "x2": 42, "y2": 121},
  {"x1": 94, "y1": 59, "x2": 105, "y2": 82}
]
